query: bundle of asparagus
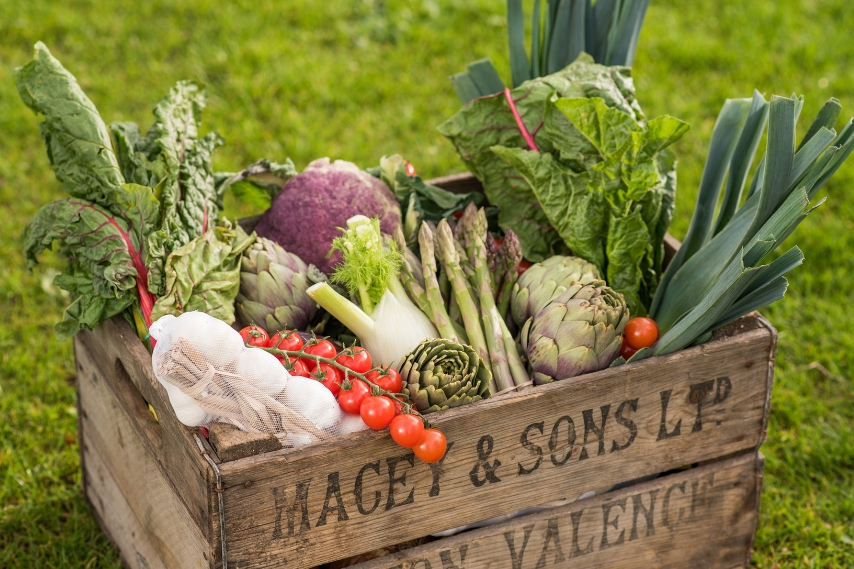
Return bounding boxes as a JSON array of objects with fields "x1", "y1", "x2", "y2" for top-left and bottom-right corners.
[{"x1": 397, "y1": 204, "x2": 529, "y2": 394}]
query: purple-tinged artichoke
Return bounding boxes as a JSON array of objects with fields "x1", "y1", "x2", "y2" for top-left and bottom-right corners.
[
  {"x1": 236, "y1": 237, "x2": 316, "y2": 331},
  {"x1": 521, "y1": 280, "x2": 629, "y2": 385},
  {"x1": 511, "y1": 255, "x2": 600, "y2": 328}
]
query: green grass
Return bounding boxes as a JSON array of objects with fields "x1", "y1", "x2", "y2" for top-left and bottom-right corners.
[{"x1": 1, "y1": 0, "x2": 852, "y2": 567}]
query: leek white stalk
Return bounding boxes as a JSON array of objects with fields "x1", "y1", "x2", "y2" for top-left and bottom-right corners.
[{"x1": 307, "y1": 280, "x2": 438, "y2": 366}]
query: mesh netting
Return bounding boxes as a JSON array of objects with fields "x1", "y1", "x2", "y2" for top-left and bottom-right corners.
[{"x1": 150, "y1": 312, "x2": 367, "y2": 448}]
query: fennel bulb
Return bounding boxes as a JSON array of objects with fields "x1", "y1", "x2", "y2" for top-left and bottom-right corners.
[{"x1": 307, "y1": 282, "x2": 437, "y2": 366}]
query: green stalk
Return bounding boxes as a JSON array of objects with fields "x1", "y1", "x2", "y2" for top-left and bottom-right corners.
[
  {"x1": 394, "y1": 227, "x2": 431, "y2": 315},
  {"x1": 435, "y1": 220, "x2": 492, "y2": 390},
  {"x1": 499, "y1": 317, "x2": 529, "y2": 387},
  {"x1": 464, "y1": 210, "x2": 515, "y2": 392},
  {"x1": 306, "y1": 282, "x2": 375, "y2": 340},
  {"x1": 419, "y1": 223, "x2": 461, "y2": 341},
  {"x1": 496, "y1": 230, "x2": 522, "y2": 320}
]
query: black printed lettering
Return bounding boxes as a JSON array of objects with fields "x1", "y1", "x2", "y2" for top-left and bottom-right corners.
[
  {"x1": 439, "y1": 544, "x2": 468, "y2": 569},
  {"x1": 611, "y1": 398, "x2": 639, "y2": 452},
  {"x1": 689, "y1": 379, "x2": 716, "y2": 433},
  {"x1": 600, "y1": 498, "x2": 627, "y2": 549},
  {"x1": 549, "y1": 415, "x2": 577, "y2": 466},
  {"x1": 354, "y1": 460, "x2": 382, "y2": 515},
  {"x1": 570, "y1": 510, "x2": 594, "y2": 557},
  {"x1": 385, "y1": 453, "x2": 416, "y2": 510},
  {"x1": 518, "y1": 422, "x2": 544, "y2": 475},
  {"x1": 689, "y1": 473, "x2": 716, "y2": 521},
  {"x1": 504, "y1": 524, "x2": 535, "y2": 569},
  {"x1": 428, "y1": 441, "x2": 454, "y2": 497},
  {"x1": 271, "y1": 479, "x2": 311, "y2": 539},
  {"x1": 657, "y1": 390, "x2": 682, "y2": 440},
  {"x1": 579, "y1": 405, "x2": 610, "y2": 460},
  {"x1": 629, "y1": 490, "x2": 658, "y2": 540},
  {"x1": 714, "y1": 376, "x2": 732, "y2": 404},
  {"x1": 316, "y1": 472, "x2": 349, "y2": 527},
  {"x1": 534, "y1": 518, "x2": 566, "y2": 568},
  {"x1": 662, "y1": 481, "x2": 687, "y2": 527},
  {"x1": 470, "y1": 435, "x2": 501, "y2": 486}
]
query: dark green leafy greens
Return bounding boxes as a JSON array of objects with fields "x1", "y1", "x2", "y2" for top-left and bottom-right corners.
[
  {"x1": 214, "y1": 158, "x2": 298, "y2": 210},
  {"x1": 492, "y1": 95, "x2": 688, "y2": 315},
  {"x1": 438, "y1": 55, "x2": 645, "y2": 262},
  {"x1": 452, "y1": 0, "x2": 651, "y2": 102},
  {"x1": 18, "y1": 42, "x2": 249, "y2": 339}
]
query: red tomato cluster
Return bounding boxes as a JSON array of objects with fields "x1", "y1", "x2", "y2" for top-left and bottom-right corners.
[
  {"x1": 238, "y1": 325, "x2": 448, "y2": 463},
  {"x1": 620, "y1": 317, "x2": 660, "y2": 360}
]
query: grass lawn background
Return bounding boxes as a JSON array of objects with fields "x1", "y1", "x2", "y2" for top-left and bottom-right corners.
[{"x1": 1, "y1": 0, "x2": 852, "y2": 566}]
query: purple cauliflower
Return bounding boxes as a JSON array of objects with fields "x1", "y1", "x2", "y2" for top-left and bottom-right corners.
[{"x1": 255, "y1": 158, "x2": 401, "y2": 273}]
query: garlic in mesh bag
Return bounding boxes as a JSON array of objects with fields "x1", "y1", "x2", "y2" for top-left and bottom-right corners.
[{"x1": 149, "y1": 311, "x2": 342, "y2": 448}]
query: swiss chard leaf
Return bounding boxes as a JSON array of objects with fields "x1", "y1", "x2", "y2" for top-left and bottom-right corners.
[
  {"x1": 438, "y1": 55, "x2": 644, "y2": 261},
  {"x1": 151, "y1": 224, "x2": 255, "y2": 324},
  {"x1": 15, "y1": 42, "x2": 125, "y2": 210},
  {"x1": 214, "y1": 158, "x2": 298, "y2": 210}
]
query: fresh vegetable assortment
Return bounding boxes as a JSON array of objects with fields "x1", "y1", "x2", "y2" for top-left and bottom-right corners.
[{"x1": 17, "y1": 24, "x2": 854, "y2": 463}]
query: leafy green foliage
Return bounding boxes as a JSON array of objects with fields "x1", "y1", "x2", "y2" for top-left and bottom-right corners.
[
  {"x1": 438, "y1": 54, "x2": 645, "y2": 262},
  {"x1": 452, "y1": 0, "x2": 652, "y2": 102},
  {"x1": 492, "y1": 95, "x2": 688, "y2": 314}
]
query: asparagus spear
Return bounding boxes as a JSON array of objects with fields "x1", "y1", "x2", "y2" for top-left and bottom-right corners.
[
  {"x1": 435, "y1": 219, "x2": 493, "y2": 391},
  {"x1": 460, "y1": 208, "x2": 515, "y2": 392},
  {"x1": 495, "y1": 230, "x2": 522, "y2": 321},
  {"x1": 393, "y1": 227, "x2": 431, "y2": 316},
  {"x1": 419, "y1": 223, "x2": 462, "y2": 342}
]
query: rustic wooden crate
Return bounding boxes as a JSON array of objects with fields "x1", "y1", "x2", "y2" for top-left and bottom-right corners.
[{"x1": 74, "y1": 175, "x2": 778, "y2": 569}]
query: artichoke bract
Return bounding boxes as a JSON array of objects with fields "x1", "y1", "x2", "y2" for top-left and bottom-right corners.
[
  {"x1": 511, "y1": 255, "x2": 600, "y2": 328},
  {"x1": 521, "y1": 280, "x2": 629, "y2": 385},
  {"x1": 399, "y1": 339, "x2": 492, "y2": 414},
  {"x1": 236, "y1": 237, "x2": 317, "y2": 331}
]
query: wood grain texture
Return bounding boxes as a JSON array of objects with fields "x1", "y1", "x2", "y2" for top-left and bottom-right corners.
[
  {"x1": 78, "y1": 320, "x2": 214, "y2": 531},
  {"x1": 211, "y1": 324, "x2": 773, "y2": 568},
  {"x1": 209, "y1": 422, "x2": 282, "y2": 462},
  {"x1": 348, "y1": 451, "x2": 764, "y2": 569},
  {"x1": 76, "y1": 339, "x2": 210, "y2": 569}
]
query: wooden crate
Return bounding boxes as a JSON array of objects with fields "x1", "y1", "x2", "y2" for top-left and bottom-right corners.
[{"x1": 74, "y1": 175, "x2": 778, "y2": 569}]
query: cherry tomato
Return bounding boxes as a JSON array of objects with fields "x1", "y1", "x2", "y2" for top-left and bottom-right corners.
[
  {"x1": 269, "y1": 330, "x2": 305, "y2": 363},
  {"x1": 517, "y1": 260, "x2": 533, "y2": 275},
  {"x1": 335, "y1": 346, "x2": 372, "y2": 374},
  {"x1": 404, "y1": 160, "x2": 417, "y2": 176},
  {"x1": 285, "y1": 358, "x2": 310, "y2": 377},
  {"x1": 452, "y1": 210, "x2": 464, "y2": 219},
  {"x1": 360, "y1": 396, "x2": 396, "y2": 430},
  {"x1": 619, "y1": 338, "x2": 639, "y2": 361},
  {"x1": 302, "y1": 338, "x2": 337, "y2": 371},
  {"x1": 337, "y1": 380, "x2": 370, "y2": 415},
  {"x1": 389, "y1": 414, "x2": 425, "y2": 448},
  {"x1": 493, "y1": 237, "x2": 505, "y2": 247},
  {"x1": 624, "y1": 317, "x2": 660, "y2": 350},
  {"x1": 239, "y1": 325, "x2": 269, "y2": 347},
  {"x1": 413, "y1": 429, "x2": 448, "y2": 463},
  {"x1": 313, "y1": 363, "x2": 343, "y2": 396},
  {"x1": 366, "y1": 367, "x2": 403, "y2": 393}
]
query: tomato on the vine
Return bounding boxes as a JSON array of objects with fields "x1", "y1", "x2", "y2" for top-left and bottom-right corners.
[
  {"x1": 619, "y1": 339, "x2": 639, "y2": 361},
  {"x1": 366, "y1": 367, "x2": 403, "y2": 393},
  {"x1": 239, "y1": 325, "x2": 269, "y2": 347},
  {"x1": 360, "y1": 396, "x2": 396, "y2": 430},
  {"x1": 313, "y1": 363, "x2": 343, "y2": 396},
  {"x1": 517, "y1": 260, "x2": 533, "y2": 275},
  {"x1": 302, "y1": 338, "x2": 337, "y2": 371},
  {"x1": 337, "y1": 380, "x2": 370, "y2": 415},
  {"x1": 413, "y1": 429, "x2": 447, "y2": 463},
  {"x1": 285, "y1": 358, "x2": 310, "y2": 377},
  {"x1": 624, "y1": 317, "x2": 659, "y2": 350},
  {"x1": 389, "y1": 414, "x2": 425, "y2": 448},
  {"x1": 269, "y1": 330, "x2": 304, "y2": 363},
  {"x1": 335, "y1": 346, "x2": 372, "y2": 374}
]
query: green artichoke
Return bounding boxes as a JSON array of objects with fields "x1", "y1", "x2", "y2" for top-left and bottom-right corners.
[
  {"x1": 511, "y1": 255, "x2": 600, "y2": 328},
  {"x1": 521, "y1": 280, "x2": 629, "y2": 385},
  {"x1": 236, "y1": 237, "x2": 317, "y2": 331},
  {"x1": 399, "y1": 339, "x2": 492, "y2": 414}
]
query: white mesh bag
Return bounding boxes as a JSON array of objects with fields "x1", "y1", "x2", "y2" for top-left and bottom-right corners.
[{"x1": 149, "y1": 311, "x2": 343, "y2": 447}]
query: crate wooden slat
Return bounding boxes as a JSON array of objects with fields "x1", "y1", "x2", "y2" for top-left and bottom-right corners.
[
  {"x1": 74, "y1": 173, "x2": 777, "y2": 568},
  {"x1": 348, "y1": 451, "x2": 764, "y2": 569}
]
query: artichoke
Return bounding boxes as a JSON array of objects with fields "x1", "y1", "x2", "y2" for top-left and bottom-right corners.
[
  {"x1": 511, "y1": 255, "x2": 600, "y2": 328},
  {"x1": 236, "y1": 237, "x2": 317, "y2": 331},
  {"x1": 399, "y1": 339, "x2": 492, "y2": 414},
  {"x1": 521, "y1": 280, "x2": 629, "y2": 385}
]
